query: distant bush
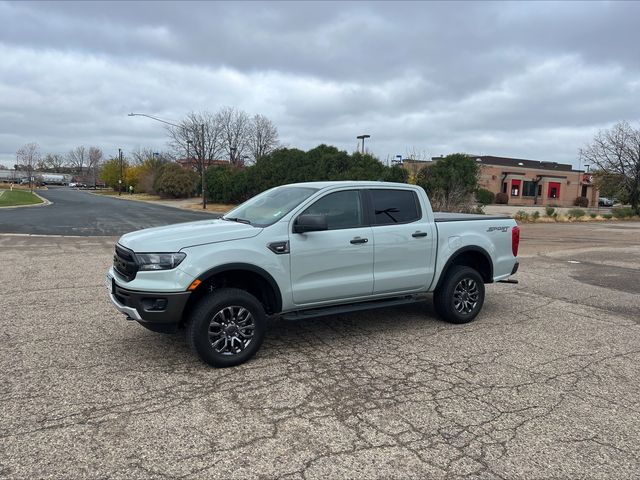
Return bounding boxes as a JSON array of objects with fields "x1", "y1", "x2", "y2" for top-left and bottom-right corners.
[
  {"x1": 475, "y1": 188, "x2": 495, "y2": 205},
  {"x1": 590, "y1": 213, "x2": 597, "y2": 219},
  {"x1": 574, "y1": 196, "x2": 589, "y2": 207},
  {"x1": 532, "y1": 211, "x2": 541, "y2": 220},
  {"x1": 495, "y1": 192, "x2": 509, "y2": 204},
  {"x1": 153, "y1": 163, "x2": 198, "y2": 198},
  {"x1": 612, "y1": 207, "x2": 636, "y2": 218},
  {"x1": 545, "y1": 206, "x2": 555, "y2": 217},
  {"x1": 567, "y1": 208, "x2": 586, "y2": 218},
  {"x1": 514, "y1": 210, "x2": 529, "y2": 221},
  {"x1": 603, "y1": 213, "x2": 613, "y2": 219}
]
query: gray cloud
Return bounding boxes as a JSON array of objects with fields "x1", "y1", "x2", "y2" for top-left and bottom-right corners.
[{"x1": 0, "y1": 1, "x2": 639, "y2": 166}]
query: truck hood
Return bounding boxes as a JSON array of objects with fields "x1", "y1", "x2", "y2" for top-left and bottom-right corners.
[{"x1": 118, "y1": 219, "x2": 262, "y2": 252}]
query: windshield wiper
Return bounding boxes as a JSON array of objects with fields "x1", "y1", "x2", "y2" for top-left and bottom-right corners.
[
  {"x1": 223, "y1": 217, "x2": 252, "y2": 225},
  {"x1": 375, "y1": 208, "x2": 399, "y2": 223}
]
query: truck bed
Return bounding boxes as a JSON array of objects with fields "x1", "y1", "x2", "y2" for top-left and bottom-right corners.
[{"x1": 433, "y1": 212, "x2": 510, "y2": 222}]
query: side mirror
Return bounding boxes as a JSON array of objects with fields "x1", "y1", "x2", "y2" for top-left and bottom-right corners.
[{"x1": 293, "y1": 214, "x2": 328, "y2": 233}]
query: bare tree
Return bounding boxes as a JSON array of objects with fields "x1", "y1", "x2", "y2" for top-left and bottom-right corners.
[
  {"x1": 67, "y1": 146, "x2": 88, "y2": 175},
  {"x1": 580, "y1": 121, "x2": 640, "y2": 212},
  {"x1": 16, "y1": 142, "x2": 41, "y2": 192},
  {"x1": 248, "y1": 114, "x2": 279, "y2": 163},
  {"x1": 130, "y1": 146, "x2": 157, "y2": 165},
  {"x1": 40, "y1": 153, "x2": 66, "y2": 171},
  {"x1": 167, "y1": 111, "x2": 223, "y2": 209},
  {"x1": 217, "y1": 107, "x2": 250, "y2": 166},
  {"x1": 88, "y1": 147, "x2": 103, "y2": 187},
  {"x1": 36, "y1": 157, "x2": 48, "y2": 171}
]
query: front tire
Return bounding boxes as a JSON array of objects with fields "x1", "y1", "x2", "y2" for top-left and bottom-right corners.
[
  {"x1": 187, "y1": 288, "x2": 266, "y2": 368},
  {"x1": 433, "y1": 266, "x2": 485, "y2": 324}
]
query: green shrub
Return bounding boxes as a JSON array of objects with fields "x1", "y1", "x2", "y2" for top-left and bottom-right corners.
[
  {"x1": 495, "y1": 192, "x2": 509, "y2": 204},
  {"x1": 590, "y1": 213, "x2": 597, "y2": 219},
  {"x1": 545, "y1": 206, "x2": 555, "y2": 217},
  {"x1": 612, "y1": 207, "x2": 635, "y2": 218},
  {"x1": 567, "y1": 208, "x2": 586, "y2": 218},
  {"x1": 603, "y1": 213, "x2": 613, "y2": 219},
  {"x1": 531, "y1": 211, "x2": 541, "y2": 220},
  {"x1": 475, "y1": 188, "x2": 495, "y2": 205},
  {"x1": 153, "y1": 163, "x2": 198, "y2": 198},
  {"x1": 514, "y1": 210, "x2": 529, "y2": 221}
]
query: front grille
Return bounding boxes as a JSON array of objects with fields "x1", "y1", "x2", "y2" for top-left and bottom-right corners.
[{"x1": 113, "y1": 244, "x2": 138, "y2": 282}]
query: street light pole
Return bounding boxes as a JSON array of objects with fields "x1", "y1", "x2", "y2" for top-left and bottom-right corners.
[
  {"x1": 118, "y1": 148, "x2": 123, "y2": 196},
  {"x1": 356, "y1": 134, "x2": 371, "y2": 154},
  {"x1": 201, "y1": 123, "x2": 207, "y2": 210},
  {"x1": 128, "y1": 113, "x2": 208, "y2": 210}
]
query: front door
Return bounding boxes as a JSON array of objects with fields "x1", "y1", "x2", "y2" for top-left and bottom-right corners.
[{"x1": 289, "y1": 190, "x2": 374, "y2": 305}]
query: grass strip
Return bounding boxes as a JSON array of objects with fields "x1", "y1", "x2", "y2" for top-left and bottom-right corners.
[{"x1": 0, "y1": 190, "x2": 43, "y2": 207}]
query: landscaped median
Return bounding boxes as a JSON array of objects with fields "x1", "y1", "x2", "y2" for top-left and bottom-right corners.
[
  {"x1": 0, "y1": 189, "x2": 44, "y2": 207},
  {"x1": 511, "y1": 206, "x2": 639, "y2": 223}
]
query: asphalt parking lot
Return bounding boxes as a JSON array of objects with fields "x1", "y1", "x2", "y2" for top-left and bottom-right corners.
[{"x1": 1, "y1": 222, "x2": 639, "y2": 479}]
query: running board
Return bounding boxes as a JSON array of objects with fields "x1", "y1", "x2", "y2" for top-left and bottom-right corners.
[
  {"x1": 281, "y1": 295, "x2": 426, "y2": 321},
  {"x1": 498, "y1": 279, "x2": 519, "y2": 284}
]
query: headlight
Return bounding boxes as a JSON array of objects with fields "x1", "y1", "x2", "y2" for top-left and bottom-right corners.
[{"x1": 135, "y1": 252, "x2": 186, "y2": 271}]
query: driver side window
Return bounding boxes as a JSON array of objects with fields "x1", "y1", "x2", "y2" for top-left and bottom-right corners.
[{"x1": 301, "y1": 190, "x2": 363, "y2": 230}]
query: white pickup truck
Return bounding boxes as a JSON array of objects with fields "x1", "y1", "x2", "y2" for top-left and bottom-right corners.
[{"x1": 107, "y1": 181, "x2": 519, "y2": 367}]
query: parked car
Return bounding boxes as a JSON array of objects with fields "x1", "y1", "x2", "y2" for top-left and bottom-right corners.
[
  {"x1": 107, "y1": 181, "x2": 520, "y2": 367},
  {"x1": 598, "y1": 197, "x2": 614, "y2": 207},
  {"x1": 68, "y1": 182, "x2": 78, "y2": 188}
]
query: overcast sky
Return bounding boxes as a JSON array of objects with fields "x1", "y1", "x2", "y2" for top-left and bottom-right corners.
[{"x1": 1, "y1": 1, "x2": 639, "y2": 167}]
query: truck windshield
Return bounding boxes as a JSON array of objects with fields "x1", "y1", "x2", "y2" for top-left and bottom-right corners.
[{"x1": 223, "y1": 186, "x2": 318, "y2": 227}]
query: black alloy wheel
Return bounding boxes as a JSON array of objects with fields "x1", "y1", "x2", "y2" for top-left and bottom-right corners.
[
  {"x1": 433, "y1": 266, "x2": 485, "y2": 324},
  {"x1": 187, "y1": 288, "x2": 266, "y2": 367}
]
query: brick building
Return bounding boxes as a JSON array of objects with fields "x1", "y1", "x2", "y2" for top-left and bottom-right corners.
[{"x1": 431, "y1": 155, "x2": 598, "y2": 208}]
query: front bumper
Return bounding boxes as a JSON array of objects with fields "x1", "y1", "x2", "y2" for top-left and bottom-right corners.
[{"x1": 107, "y1": 274, "x2": 191, "y2": 324}]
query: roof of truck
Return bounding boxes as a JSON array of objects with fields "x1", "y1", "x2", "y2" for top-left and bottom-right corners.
[{"x1": 284, "y1": 181, "x2": 417, "y2": 189}]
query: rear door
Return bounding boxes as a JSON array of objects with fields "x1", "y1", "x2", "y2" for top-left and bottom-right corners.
[
  {"x1": 368, "y1": 188, "x2": 436, "y2": 294},
  {"x1": 289, "y1": 189, "x2": 374, "y2": 305}
]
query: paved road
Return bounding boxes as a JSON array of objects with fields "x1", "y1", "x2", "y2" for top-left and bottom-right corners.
[
  {"x1": 0, "y1": 187, "x2": 216, "y2": 236},
  {"x1": 1, "y1": 223, "x2": 639, "y2": 479}
]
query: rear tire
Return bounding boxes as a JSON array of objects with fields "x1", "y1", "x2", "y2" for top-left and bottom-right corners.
[
  {"x1": 187, "y1": 288, "x2": 266, "y2": 368},
  {"x1": 433, "y1": 266, "x2": 485, "y2": 324}
]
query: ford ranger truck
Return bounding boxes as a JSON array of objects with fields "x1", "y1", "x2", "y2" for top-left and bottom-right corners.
[{"x1": 107, "y1": 181, "x2": 519, "y2": 367}]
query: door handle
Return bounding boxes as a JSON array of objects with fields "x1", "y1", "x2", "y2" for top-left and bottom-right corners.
[
  {"x1": 350, "y1": 237, "x2": 369, "y2": 244},
  {"x1": 412, "y1": 232, "x2": 428, "y2": 238}
]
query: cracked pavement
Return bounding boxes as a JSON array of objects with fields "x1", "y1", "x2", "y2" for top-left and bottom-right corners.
[{"x1": 1, "y1": 222, "x2": 639, "y2": 479}]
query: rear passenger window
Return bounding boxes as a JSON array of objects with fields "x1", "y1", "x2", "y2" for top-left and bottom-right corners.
[
  {"x1": 301, "y1": 190, "x2": 364, "y2": 230},
  {"x1": 370, "y1": 189, "x2": 420, "y2": 225}
]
